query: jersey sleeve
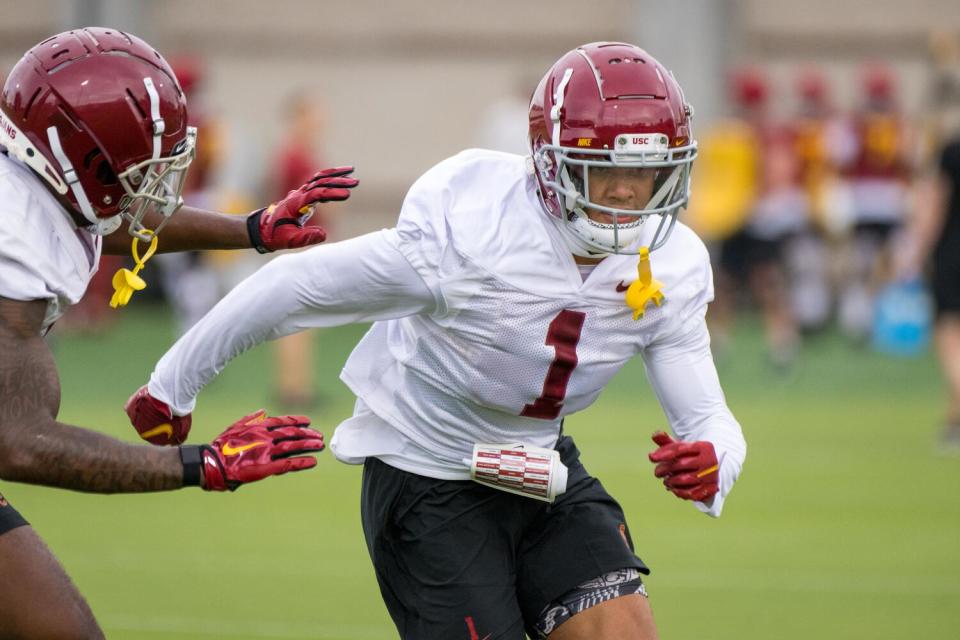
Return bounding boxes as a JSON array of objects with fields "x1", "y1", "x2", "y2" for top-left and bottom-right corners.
[
  {"x1": 148, "y1": 229, "x2": 436, "y2": 415},
  {"x1": 641, "y1": 318, "x2": 747, "y2": 517},
  {"x1": 640, "y1": 236, "x2": 743, "y2": 518}
]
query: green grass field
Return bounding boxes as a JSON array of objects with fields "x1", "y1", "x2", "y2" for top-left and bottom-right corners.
[{"x1": 10, "y1": 304, "x2": 959, "y2": 639}]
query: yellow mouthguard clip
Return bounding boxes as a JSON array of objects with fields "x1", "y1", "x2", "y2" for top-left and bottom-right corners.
[
  {"x1": 624, "y1": 246, "x2": 665, "y2": 321},
  {"x1": 110, "y1": 231, "x2": 159, "y2": 309}
]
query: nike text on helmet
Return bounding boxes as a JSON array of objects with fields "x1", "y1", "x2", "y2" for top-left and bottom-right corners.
[
  {"x1": 528, "y1": 42, "x2": 697, "y2": 255},
  {"x1": 0, "y1": 27, "x2": 196, "y2": 239}
]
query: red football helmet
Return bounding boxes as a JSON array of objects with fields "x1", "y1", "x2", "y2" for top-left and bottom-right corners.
[
  {"x1": 0, "y1": 27, "x2": 196, "y2": 239},
  {"x1": 797, "y1": 67, "x2": 829, "y2": 109},
  {"x1": 529, "y1": 42, "x2": 696, "y2": 255},
  {"x1": 731, "y1": 66, "x2": 769, "y2": 109},
  {"x1": 863, "y1": 63, "x2": 896, "y2": 104}
]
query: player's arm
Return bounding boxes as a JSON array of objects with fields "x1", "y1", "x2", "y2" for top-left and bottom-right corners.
[
  {"x1": 896, "y1": 158, "x2": 951, "y2": 280},
  {"x1": 127, "y1": 229, "x2": 438, "y2": 444},
  {"x1": 0, "y1": 297, "x2": 324, "y2": 492},
  {"x1": 640, "y1": 312, "x2": 747, "y2": 517},
  {"x1": 0, "y1": 297, "x2": 183, "y2": 492},
  {"x1": 101, "y1": 167, "x2": 358, "y2": 255}
]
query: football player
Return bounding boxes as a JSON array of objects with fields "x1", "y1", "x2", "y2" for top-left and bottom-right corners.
[
  {"x1": 838, "y1": 64, "x2": 914, "y2": 342},
  {"x1": 128, "y1": 42, "x2": 746, "y2": 639},
  {"x1": 0, "y1": 27, "x2": 356, "y2": 639}
]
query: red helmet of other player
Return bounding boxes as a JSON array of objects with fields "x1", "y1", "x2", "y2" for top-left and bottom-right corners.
[
  {"x1": 863, "y1": 63, "x2": 896, "y2": 105},
  {"x1": 797, "y1": 67, "x2": 830, "y2": 110},
  {"x1": 528, "y1": 42, "x2": 696, "y2": 255},
  {"x1": 0, "y1": 27, "x2": 196, "y2": 239},
  {"x1": 731, "y1": 66, "x2": 769, "y2": 109}
]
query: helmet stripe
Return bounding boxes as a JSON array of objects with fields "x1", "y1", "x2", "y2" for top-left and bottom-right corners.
[
  {"x1": 575, "y1": 48, "x2": 604, "y2": 99},
  {"x1": 142, "y1": 77, "x2": 165, "y2": 161},
  {"x1": 550, "y1": 68, "x2": 574, "y2": 148}
]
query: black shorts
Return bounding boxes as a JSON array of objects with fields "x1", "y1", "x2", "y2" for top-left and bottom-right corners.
[
  {"x1": 932, "y1": 247, "x2": 960, "y2": 316},
  {"x1": 719, "y1": 229, "x2": 787, "y2": 280},
  {"x1": 361, "y1": 435, "x2": 647, "y2": 640},
  {"x1": 0, "y1": 490, "x2": 28, "y2": 536},
  {"x1": 853, "y1": 220, "x2": 900, "y2": 244}
]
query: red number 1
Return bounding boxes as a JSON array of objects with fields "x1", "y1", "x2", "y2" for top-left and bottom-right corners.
[{"x1": 521, "y1": 309, "x2": 586, "y2": 420}]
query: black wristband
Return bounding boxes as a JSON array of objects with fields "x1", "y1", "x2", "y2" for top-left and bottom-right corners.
[
  {"x1": 246, "y1": 208, "x2": 271, "y2": 254},
  {"x1": 179, "y1": 445, "x2": 204, "y2": 487}
]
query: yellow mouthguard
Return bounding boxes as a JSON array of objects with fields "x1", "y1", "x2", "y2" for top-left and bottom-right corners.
[{"x1": 110, "y1": 231, "x2": 159, "y2": 309}]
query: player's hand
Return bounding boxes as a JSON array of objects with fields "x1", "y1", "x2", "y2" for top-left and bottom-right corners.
[
  {"x1": 197, "y1": 410, "x2": 325, "y2": 491},
  {"x1": 125, "y1": 384, "x2": 192, "y2": 445},
  {"x1": 247, "y1": 166, "x2": 359, "y2": 253},
  {"x1": 648, "y1": 431, "x2": 719, "y2": 502}
]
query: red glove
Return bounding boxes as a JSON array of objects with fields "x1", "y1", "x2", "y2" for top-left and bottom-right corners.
[
  {"x1": 247, "y1": 166, "x2": 359, "y2": 253},
  {"x1": 180, "y1": 410, "x2": 325, "y2": 491},
  {"x1": 125, "y1": 385, "x2": 192, "y2": 445},
  {"x1": 648, "y1": 431, "x2": 719, "y2": 502}
]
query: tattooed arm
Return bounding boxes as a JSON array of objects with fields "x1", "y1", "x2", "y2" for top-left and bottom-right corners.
[{"x1": 0, "y1": 297, "x2": 184, "y2": 493}]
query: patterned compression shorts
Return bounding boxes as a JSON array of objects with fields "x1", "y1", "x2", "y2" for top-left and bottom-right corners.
[{"x1": 534, "y1": 567, "x2": 648, "y2": 638}]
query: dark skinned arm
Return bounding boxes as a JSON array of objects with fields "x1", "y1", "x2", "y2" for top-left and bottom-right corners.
[
  {"x1": 101, "y1": 206, "x2": 249, "y2": 255},
  {"x1": 0, "y1": 297, "x2": 184, "y2": 492}
]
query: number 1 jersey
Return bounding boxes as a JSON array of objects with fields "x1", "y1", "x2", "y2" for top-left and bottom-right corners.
[{"x1": 335, "y1": 149, "x2": 716, "y2": 478}]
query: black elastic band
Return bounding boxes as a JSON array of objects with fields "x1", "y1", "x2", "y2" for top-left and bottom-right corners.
[
  {"x1": 179, "y1": 445, "x2": 204, "y2": 487},
  {"x1": 246, "y1": 208, "x2": 270, "y2": 254}
]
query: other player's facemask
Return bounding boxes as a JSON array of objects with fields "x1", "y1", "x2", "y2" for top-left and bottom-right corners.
[
  {"x1": 117, "y1": 126, "x2": 197, "y2": 241},
  {"x1": 105, "y1": 126, "x2": 196, "y2": 308},
  {"x1": 536, "y1": 136, "x2": 694, "y2": 255}
]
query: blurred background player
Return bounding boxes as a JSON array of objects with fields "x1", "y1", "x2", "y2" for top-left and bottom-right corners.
[
  {"x1": 787, "y1": 67, "x2": 852, "y2": 335},
  {"x1": 710, "y1": 68, "x2": 806, "y2": 369},
  {"x1": 837, "y1": 64, "x2": 915, "y2": 343},
  {"x1": 899, "y1": 32, "x2": 960, "y2": 448},
  {"x1": 0, "y1": 27, "x2": 350, "y2": 638},
  {"x1": 700, "y1": 67, "x2": 766, "y2": 357},
  {"x1": 269, "y1": 92, "x2": 331, "y2": 410}
]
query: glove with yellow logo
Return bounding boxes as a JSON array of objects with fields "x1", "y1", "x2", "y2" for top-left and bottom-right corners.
[
  {"x1": 126, "y1": 385, "x2": 192, "y2": 445},
  {"x1": 648, "y1": 431, "x2": 719, "y2": 502},
  {"x1": 247, "y1": 166, "x2": 359, "y2": 253},
  {"x1": 180, "y1": 410, "x2": 325, "y2": 491}
]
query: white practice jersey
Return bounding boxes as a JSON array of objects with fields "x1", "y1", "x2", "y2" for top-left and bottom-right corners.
[
  {"x1": 0, "y1": 152, "x2": 101, "y2": 332},
  {"x1": 149, "y1": 149, "x2": 746, "y2": 516}
]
